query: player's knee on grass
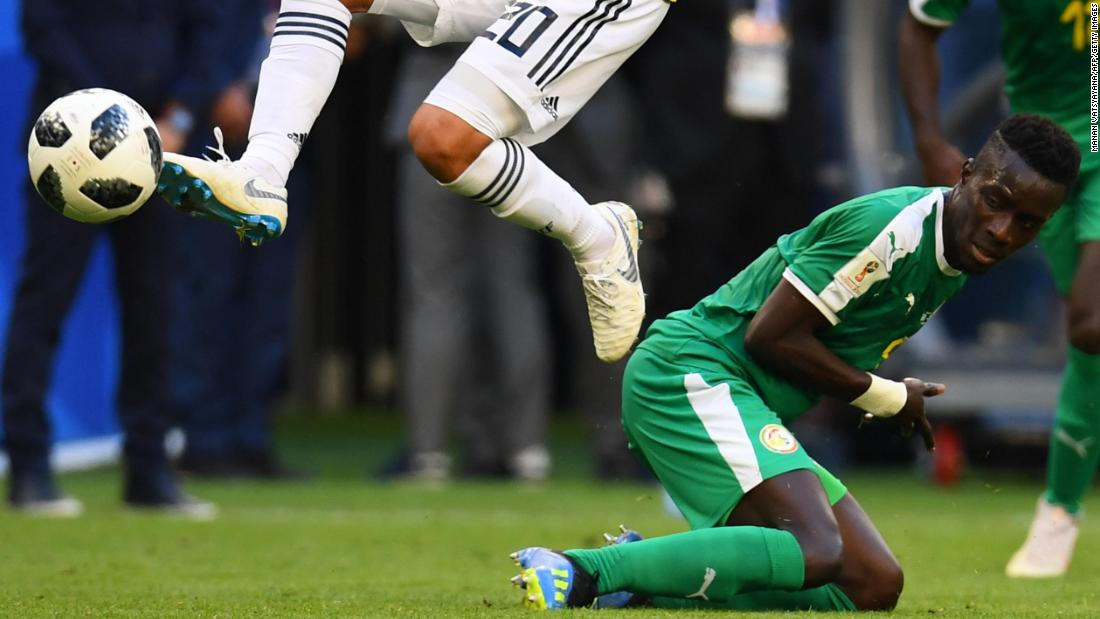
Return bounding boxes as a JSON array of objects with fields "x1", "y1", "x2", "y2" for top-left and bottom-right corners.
[
  {"x1": 730, "y1": 471, "x2": 845, "y2": 588},
  {"x1": 408, "y1": 104, "x2": 491, "y2": 183},
  {"x1": 843, "y1": 552, "x2": 903, "y2": 611},
  {"x1": 791, "y1": 527, "x2": 844, "y2": 588}
]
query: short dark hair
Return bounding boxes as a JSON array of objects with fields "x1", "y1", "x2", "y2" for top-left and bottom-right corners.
[{"x1": 990, "y1": 113, "x2": 1081, "y2": 190}]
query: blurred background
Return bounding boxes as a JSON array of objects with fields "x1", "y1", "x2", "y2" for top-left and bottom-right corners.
[{"x1": 0, "y1": 0, "x2": 1066, "y2": 489}]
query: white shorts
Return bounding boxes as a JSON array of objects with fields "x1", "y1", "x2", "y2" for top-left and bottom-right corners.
[
  {"x1": 419, "y1": 0, "x2": 669, "y2": 145},
  {"x1": 400, "y1": 0, "x2": 510, "y2": 47}
]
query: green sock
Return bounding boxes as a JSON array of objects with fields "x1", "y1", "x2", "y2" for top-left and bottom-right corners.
[
  {"x1": 564, "y1": 526, "x2": 804, "y2": 601},
  {"x1": 649, "y1": 583, "x2": 857, "y2": 611},
  {"x1": 1045, "y1": 345, "x2": 1100, "y2": 515}
]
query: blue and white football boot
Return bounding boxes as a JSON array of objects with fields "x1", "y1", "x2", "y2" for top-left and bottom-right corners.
[
  {"x1": 510, "y1": 546, "x2": 594, "y2": 610},
  {"x1": 157, "y1": 128, "x2": 286, "y2": 247},
  {"x1": 594, "y1": 525, "x2": 644, "y2": 609}
]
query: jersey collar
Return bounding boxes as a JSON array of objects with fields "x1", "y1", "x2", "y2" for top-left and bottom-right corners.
[{"x1": 934, "y1": 188, "x2": 962, "y2": 277}]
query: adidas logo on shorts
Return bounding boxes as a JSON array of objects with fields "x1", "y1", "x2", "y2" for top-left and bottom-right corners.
[{"x1": 540, "y1": 96, "x2": 559, "y2": 120}]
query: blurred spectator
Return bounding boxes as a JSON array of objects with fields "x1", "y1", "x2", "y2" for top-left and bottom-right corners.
[
  {"x1": 172, "y1": 0, "x2": 306, "y2": 480},
  {"x1": 611, "y1": 0, "x2": 838, "y2": 477},
  {"x1": 624, "y1": 0, "x2": 832, "y2": 320},
  {"x1": 2, "y1": 0, "x2": 223, "y2": 517},
  {"x1": 382, "y1": 43, "x2": 552, "y2": 482},
  {"x1": 293, "y1": 16, "x2": 403, "y2": 410},
  {"x1": 535, "y1": 77, "x2": 648, "y2": 480}
]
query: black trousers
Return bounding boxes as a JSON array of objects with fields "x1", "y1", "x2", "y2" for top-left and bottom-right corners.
[
  {"x1": 650, "y1": 123, "x2": 816, "y2": 321},
  {"x1": 2, "y1": 185, "x2": 175, "y2": 476}
]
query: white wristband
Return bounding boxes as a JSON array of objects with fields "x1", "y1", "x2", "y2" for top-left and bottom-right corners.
[{"x1": 851, "y1": 374, "x2": 908, "y2": 418}]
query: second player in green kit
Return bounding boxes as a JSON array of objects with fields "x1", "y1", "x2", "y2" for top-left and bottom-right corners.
[{"x1": 901, "y1": 0, "x2": 1100, "y2": 578}]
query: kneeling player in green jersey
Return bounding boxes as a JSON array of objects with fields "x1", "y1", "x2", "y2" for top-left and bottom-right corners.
[
  {"x1": 510, "y1": 114, "x2": 1079, "y2": 612},
  {"x1": 901, "y1": 0, "x2": 1100, "y2": 579}
]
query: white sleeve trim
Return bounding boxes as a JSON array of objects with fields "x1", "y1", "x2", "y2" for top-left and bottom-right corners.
[
  {"x1": 909, "y1": 0, "x2": 954, "y2": 28},
  {"x1": 782, "y1": 268, "x2": 840, "y2": 326}
]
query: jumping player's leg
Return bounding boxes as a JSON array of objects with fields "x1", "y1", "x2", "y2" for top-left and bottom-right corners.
[
  {"x1": 157, "y1": 0, "x2": 506, "y2": 245},
  {"x1": 406, "y1": 92, "x2": 637, "y2": 362},
  {"x1": 406, "y1": 0, "x2": 668, "y2": 361},
  {"x1": 239, "y1": 0, "x2": 353, "y2": 189},
  {"x1": 160, "y1": 0, "x2": 354, "y2": 244},
  {"x1": 242, "y1": 0, "x2": 508, "y2": 187},
  {"x1": 407, "y1": 75, "x2": 612, "y2": 267}
]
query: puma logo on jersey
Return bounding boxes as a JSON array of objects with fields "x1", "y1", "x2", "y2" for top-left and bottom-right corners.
[
  {"x1": 540, "y1": 96, "x2": 560, "y2": 120},
  {"x1": 887, "y1": 230, "x2": 907, "y2": 265},
  {"x1": 919, "y1": 301, "x2": 944, "y2": 325},
  {"x1": 1055, "y1": 428, "x2": 1094, "y2": 459},
  {"x1": 905, "y1": 293, "x2": 916, "y2": 314},
  {"x1": 687, "y1": 567, "x2": 716, "y2": 601}
]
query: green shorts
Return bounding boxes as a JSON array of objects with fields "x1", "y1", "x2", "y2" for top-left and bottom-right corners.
[
  {"x1": 1039, "y1": 162, "x2": 1100, "y2": 294},
  {"x1": 622, "y1": 344, "x2": 847, "y2": 531}
]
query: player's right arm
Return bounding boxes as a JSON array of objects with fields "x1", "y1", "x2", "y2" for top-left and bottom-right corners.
[
  {"x1": 898, "y1": 1, "x2": 968, "y2": 186},
  {"x1": 744, "y1": 279, "x2": 940, "y2": 450}
]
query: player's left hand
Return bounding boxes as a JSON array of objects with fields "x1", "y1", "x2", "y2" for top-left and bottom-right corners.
[{"x1": 876, "y1": 378, "x2": 943, "y2": 452}]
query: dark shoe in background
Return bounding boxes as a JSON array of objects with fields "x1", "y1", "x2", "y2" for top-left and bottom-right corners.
[
  {"x1": 239, "y1": 449, "x2": 312, "y2": 481},
  {"x1": 374, "y1": 450, "x2": 451, "y2": 484},
  {"x1": 594, "y1": 454, "x2": 653, "y2": 483},
  {"x1": 123, "y1": 462, "x2": 217, "y2": 520},
  {"x1": 459, "y1": 456, "x2": 511, "y2": 480},
  {"x1": 180, "y1": 449, "x2": 310, "y2": 481},
  {"x1": 373, "y1": 450, "x2": 412, "y2": 480},
  {"x1": 178, "y1": 452, "x2": 253, "y2": 479},
  {"x1": 8, "y1": 470, "x2": 83, "y2": 518}
]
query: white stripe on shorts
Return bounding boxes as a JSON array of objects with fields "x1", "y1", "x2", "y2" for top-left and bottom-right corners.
[{"x1": 684, "y1": 373, "x2": 763, "y2": 492}]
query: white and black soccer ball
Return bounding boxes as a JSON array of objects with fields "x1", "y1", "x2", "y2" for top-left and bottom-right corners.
[{"x1": 27, "y1": 88, "x2": 163, "y2": 224}]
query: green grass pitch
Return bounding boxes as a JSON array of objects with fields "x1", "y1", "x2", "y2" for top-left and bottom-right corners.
[{"x1": 1, "y1": 414, "x2": 1097, "y2": 618}]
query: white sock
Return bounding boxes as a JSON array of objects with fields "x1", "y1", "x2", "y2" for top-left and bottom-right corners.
[
  {"x1": 444, "y1": 138, "x2": 614, "y2": 263},
  {"x1": 240, "y1": 0, "x2": 352, "y2": 187}
]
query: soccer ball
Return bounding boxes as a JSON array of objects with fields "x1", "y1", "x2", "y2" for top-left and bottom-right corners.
[{"x1": 27, "y1": 88, "x2": 163, "y2": 223}]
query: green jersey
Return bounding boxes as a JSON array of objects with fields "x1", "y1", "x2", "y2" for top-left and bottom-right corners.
[
  {"x1": 640, "y1": 186, "x2": 967, "y2": 421},
  {"x1": 911, "y1": 0, "x2": 1094, "y2": 157}
]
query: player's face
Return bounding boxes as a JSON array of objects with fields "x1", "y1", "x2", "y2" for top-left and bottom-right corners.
[{"x1": 944, "y1": 149, "x2": 1065, "y2": 275}]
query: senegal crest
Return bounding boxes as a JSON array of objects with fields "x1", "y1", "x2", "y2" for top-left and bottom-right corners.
[{"x1": 759, "y1": 424, "x2": 799, "y2": 454}]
